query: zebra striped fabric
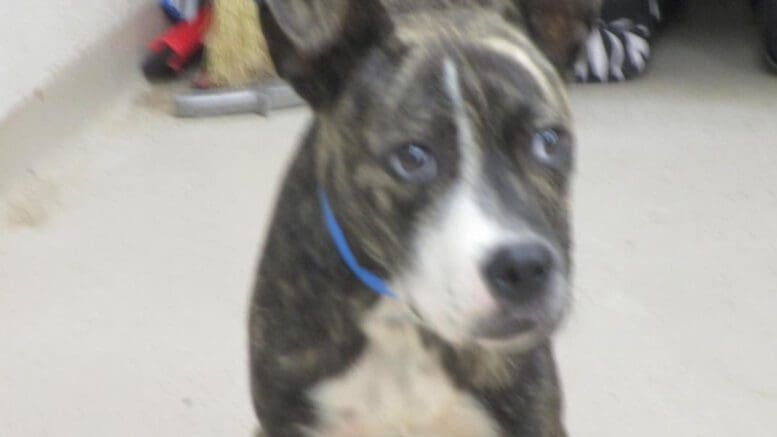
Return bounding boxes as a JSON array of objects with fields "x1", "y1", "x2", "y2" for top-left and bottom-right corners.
[{"x1": 574, "y1": 0, "x2": 663, "y2": 83}]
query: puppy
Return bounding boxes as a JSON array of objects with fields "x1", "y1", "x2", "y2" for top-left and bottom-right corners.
[{"x1": 249, "y1": 0, "x2": 598, "y2": 435}]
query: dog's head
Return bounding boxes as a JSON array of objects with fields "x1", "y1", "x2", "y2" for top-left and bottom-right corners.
[{"x1": 261, "y1": 0, "x2": 598, "y2": 351}]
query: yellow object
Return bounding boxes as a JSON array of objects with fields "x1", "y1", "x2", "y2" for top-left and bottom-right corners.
[{"x1": 205, "y1": 0, "x2": 275, "y2": 87}]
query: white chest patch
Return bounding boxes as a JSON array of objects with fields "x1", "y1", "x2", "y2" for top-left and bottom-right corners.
[{"x1": 304, "y1": 301, "x2": 500, "y2": 437}]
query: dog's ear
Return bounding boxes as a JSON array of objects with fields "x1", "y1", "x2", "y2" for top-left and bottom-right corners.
[
  {"x1": 260, "y1": 0, "x2": 393, "y2": 107},
  {"x1": 517, "y1": 0, "x2": 601, "y2": 72}
]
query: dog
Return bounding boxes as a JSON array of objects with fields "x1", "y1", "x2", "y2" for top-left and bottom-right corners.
[{"x1": 249, "y1": 0, "x2": 599, "y2": 435}]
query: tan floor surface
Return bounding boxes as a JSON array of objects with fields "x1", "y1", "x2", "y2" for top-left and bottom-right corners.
[{"x1": 2, "y1": 1, "x2": 776, "y2": 436}]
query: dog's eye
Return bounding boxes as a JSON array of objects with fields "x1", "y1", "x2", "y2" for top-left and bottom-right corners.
[
  {"x1": 531, "y1": 128, "x2": 569, "y2": 169},
  {"x1": 387, "y1": 143, "x2": 438, "y2": 184}
]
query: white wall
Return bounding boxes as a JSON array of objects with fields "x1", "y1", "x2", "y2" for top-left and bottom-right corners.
[{"x1": 0, "y1": 0, "x2": 153, "y2": 120}]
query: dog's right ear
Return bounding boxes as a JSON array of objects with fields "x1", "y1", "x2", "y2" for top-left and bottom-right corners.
[{"x1": 260, "y1": 0, "x2": 393, "y2": 108}]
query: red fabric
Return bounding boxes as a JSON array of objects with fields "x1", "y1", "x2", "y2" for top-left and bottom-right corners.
[{"x1": 148, "y1": 5, "x2": 212, "y2": 71}]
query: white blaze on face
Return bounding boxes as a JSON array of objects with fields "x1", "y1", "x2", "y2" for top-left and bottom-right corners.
[
  {"x1": 394, "y1": 185, "x2": 511, "y2": 344},
  {"x1": 442, "y1": 59, "x2": 478, "y2": 181},
  {"x1": 389, "y1": 59, "x2": 529, "y2": 344}
]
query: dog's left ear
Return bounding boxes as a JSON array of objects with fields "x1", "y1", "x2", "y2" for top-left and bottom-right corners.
[
  {"x1": 517, "y1": 0, "x2": 601, "y2": 72},
  {"x1": 260, "y1": 0, "x2": 393, "y2": 108}
]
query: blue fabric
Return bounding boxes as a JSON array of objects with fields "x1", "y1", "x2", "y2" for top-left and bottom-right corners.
[
  {"x1": 159, "y1": 0, "x2": 184, "y2": 23},
  {"x1": 318, "y1": 189, "x2": 396, "y2": 299}
]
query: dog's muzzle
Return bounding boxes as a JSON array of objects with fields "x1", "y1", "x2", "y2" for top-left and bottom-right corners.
[{"x1": 473, "y1": 241, "x2": 565, "y2": 341}]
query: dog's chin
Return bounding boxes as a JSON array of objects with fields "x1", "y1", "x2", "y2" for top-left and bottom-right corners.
[
  {"x1": 416, "y1": 307, "x2": 567, "y2": 355},
  {"x1": 469, "y1": 321, "x2": 557, "y2": 353},
  {"x1": 466, "y1": 297, "x2": 570, "y2": 353}
]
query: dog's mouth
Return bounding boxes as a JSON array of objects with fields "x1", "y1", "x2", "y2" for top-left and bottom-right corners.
[
  {"x1": 467, "y1": 313, "x2": 556, "y2": 351},
  {"x1": 467, "y1": 287, "x2": 570, "y2": 349},
  {"x1": 472, "y1": 314, "x2": 537, "y2": 340}
]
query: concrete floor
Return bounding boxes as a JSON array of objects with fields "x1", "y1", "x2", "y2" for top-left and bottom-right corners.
[{"x1": 2, "y1": 1, "x2": 776, "y2": 436}]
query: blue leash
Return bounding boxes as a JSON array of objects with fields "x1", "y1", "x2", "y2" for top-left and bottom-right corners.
[{"x1": 318, "y1": 188, "x2": 396, "y2": 299}]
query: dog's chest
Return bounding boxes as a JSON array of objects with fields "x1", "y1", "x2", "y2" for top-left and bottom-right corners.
[{"x1": 305, "y1": 301, "x2": 499, "y2": 437}]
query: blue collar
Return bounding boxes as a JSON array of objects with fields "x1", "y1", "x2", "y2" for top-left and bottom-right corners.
[{"x1": 318, "y1": 188, "x2": 396, "y2": 298}]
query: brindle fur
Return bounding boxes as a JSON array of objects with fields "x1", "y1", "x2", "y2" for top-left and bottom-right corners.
[{"x1": 249, "y1": 1, "x2": 598, "y2": 435}]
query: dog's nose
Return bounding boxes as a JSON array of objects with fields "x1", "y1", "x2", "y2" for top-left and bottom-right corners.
[{"x1": 484, "y1": 243, "x2": 555, "y2": 304}]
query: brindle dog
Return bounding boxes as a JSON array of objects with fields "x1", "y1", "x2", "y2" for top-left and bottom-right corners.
[{"x1": 249, "y1": 1, "x2": 599, "y2": 435}]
